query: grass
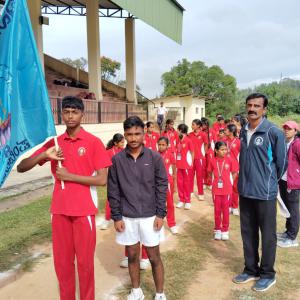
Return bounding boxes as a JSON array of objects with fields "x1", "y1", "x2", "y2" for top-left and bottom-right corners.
[
  {"x1": 116, "y1": 216, "x2": 242, "y2": 300},
  {"x1": 268, "y1": 114, "x2": 300, "y2": 127},
  {"x1": 115, "y1": 211, "x2": 300, "y2": 300},
  {"x1": 0, "y1": 186, "x2": 107, "y2": 272},
  {"x1": 228, "y1": 216, "x2": 300, "y2": 300}
]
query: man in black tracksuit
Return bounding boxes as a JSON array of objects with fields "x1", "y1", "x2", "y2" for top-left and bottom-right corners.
[{"x1": 233, "y1": 93, "x2": 287, "y2": 292}]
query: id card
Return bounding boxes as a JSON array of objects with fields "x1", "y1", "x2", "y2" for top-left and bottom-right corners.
[
  {"x1": 217, "y1": 179, "x2": 223, "y2": 189},
  {"x1": 177, "y1": 153, "x2": 182, "y2": 160}
]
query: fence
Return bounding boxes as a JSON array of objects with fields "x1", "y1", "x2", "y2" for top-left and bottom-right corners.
[{"x1": 50, "y1": 98, "x2": 148, "y2": 124}]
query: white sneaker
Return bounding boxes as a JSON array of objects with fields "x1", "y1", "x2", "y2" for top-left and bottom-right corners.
[
  {"x1": 127, "y1": 288, "x2": 144, "y2": 300},
  {"x1": 277, "y1": 238, "x2": 299, "y2": 248},
  {"x1": 221, "y1": 231, "x2": 229, "y2": 241},
  {"x1": 140, "y1": 258, "x2": 150, "y2": 270},
  {"x1": 229, "y1": 207, "x2": 233, "y2": 214},
  {"x1": 214, "y1": 230, "x2": 222, "y2": 240},
  {"x1": 170, "y1": 226, "x2": 179, "y2": 235},
  {"x1": 99, "y1": 219, "x2": 111, "y2": 230},
  {"x1": 198, "y1": 194, "x2": 205, "y2": 201},
  {"x1": 184, "y1": 203, "x2": 191, "y2": 210},
  {"x1": 120, "y1": 257, "x2": 128, "y2": 268},
  {"x1": 232, "y1": 208, "x2": 239, "y2": 216},
  {"x1": 176, "y1": 202, "x2": 184, "y2": 208},
  {"x1": 154, "y1": 293, "x2": 167, "y2": 300}
]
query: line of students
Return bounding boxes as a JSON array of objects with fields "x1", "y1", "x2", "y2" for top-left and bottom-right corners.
[
  {"x1": 16, "y1": 95, "x2": 243, "y2": 300},
  {"x1": 103, "y1": 116, "x2": 242, "y2": 245}
]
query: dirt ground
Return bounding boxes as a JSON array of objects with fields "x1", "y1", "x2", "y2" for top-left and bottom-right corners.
[
  {"x1": 1, "y1": 189, "x2": 298, "y2": 300},
  {"x1": 0, "y1": 189, "x2": 240, "y2": 300}
]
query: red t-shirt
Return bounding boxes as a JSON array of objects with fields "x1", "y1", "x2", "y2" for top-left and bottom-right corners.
[
  {"x1": 176, "y1": 135, "x2": 194, "y2": 169},
  {"x1": 144, "y1": 132, "x2": 160, "y2": 151},
  {"x1": 212, "y1": 122, "x2": 226, "y2": 133},
  {"x1": 31, "y1": 128, "x2": 112, "y2": 216},
  {"x1": 226, "y1": 137, "x2": 240, "y2": 169},
  {"x1": 161, "y1": 129, "x2": 179, "y2": 154},
  {"x1": 207, "y1": 156, "x2": 238, "y2": 195},
  {"x1": 188, "y1": 131, "x2": 208, "y2": 159},
  {"x1": 106, "y1": 146, "x2": 123, "y2": 159},
  {"x1": 160, "y1": 150, "x2": 175, "y2": 183}
]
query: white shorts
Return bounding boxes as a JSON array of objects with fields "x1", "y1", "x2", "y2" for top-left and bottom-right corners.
[{"x1": 116, "y1": 216, "x2": 165, "y2": 247}]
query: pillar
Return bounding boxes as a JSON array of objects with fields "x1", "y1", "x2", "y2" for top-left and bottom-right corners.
[
  {"x1": 27, "y1": 0, "x2": 44, "y2": 69},
  {"x1": 125, "y1": 18, "x2": 137, "y2": 104},
  {"x1": 86, "y1": 0, "x2": 102, "y2": 100}
]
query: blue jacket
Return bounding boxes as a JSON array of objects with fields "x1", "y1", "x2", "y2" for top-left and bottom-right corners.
[{"x1": 238, "y1": 118, "x2": 287, "y2": 201}]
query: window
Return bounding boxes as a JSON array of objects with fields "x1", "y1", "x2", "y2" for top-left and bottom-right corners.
[{"x1": 195, "y1": 107, "x2": 199, "y2": 114}]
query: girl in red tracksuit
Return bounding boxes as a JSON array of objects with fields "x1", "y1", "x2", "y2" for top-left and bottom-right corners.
[
  {"x1": 176, "y1": 123, "x2": 194, "y2": 210},
  {"x1": 100, "y1": 133, "x2": 125, "y2": 230},
  {"x1": 161, "y1": 118, "x2": 179, "y2": 158},
  {"x1": 225, "y1": 124, "x2": 241, "y2": 216},
  {"x1": 188, "y1": 119, "x2": 208, "y2": 200},
  {"x1": 201, "y1": 118, "x2": 217, "y2": 190},
  {"x1": 158, "y1": 136, "x2": 178, "y2": 234},
  {"x1": 144, "y1": 121, "x2": 160, "y2": 151},
  {"x1": 208, "y1": 141, "x2": 238, "y2": 241}
]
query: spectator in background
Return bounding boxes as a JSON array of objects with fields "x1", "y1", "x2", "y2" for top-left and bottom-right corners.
[
  {"x1": 277, "y1": 121, "x2": 300, "y2": 248},
  {"x1": 233, "y1": 93, "x2": 287, "y2": 292},
  {"x1": 157, "y1": 102, "x2": 168, "y2": 132}
]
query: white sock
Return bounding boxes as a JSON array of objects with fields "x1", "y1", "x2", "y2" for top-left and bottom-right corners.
[
  {"x1": 156, "y1": 292, "x2": 165, "y2": 297},
  {"x1": 133, "y1": 287, "x2": 142, "y2": 295}
]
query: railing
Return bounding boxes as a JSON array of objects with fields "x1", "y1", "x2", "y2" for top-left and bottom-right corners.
[{"x1": 50, "y1": 98, "x2": 148, "y2": 125}]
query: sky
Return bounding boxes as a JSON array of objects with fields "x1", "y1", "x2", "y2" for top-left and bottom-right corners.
[{"x1": 43, "y1": 0, "x2": 300, "y2": 98}]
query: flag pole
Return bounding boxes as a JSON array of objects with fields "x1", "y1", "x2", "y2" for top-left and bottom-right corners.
[{"x1": 54, "y1": 136, "x2": 65, "y2": 189}]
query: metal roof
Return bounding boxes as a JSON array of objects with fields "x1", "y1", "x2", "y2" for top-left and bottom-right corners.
[{"x1": 41, "y1": 0, "x2": 120, "y2": 9}]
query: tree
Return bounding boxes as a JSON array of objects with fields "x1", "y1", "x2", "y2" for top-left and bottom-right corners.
[
  {"x1": 238, "y1": 78, "x2": 300, "y2": 117},
  {"x1": 161, "y1": 59, "x2": 238, "y2": 117},
  {"x1": 60, "y1": 57, "x2": 87, "y2": 70},
  {"x1": 101, "y1": 56, "x2": 121, "y2": 82},
  {"x1": 118, "y1": 80, "x2": 141, "y2": 91},
  {"x1": 60, "y1": 56, "x2": 121, "y2": 82}
]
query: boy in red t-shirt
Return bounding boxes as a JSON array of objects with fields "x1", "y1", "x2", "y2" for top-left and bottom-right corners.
[
  {"x1": 208, "y1": 141, "x2": 238, "y2": 241},
  {"x1": 158, "y1": 136, "x2": 178, "y2": 234},
  {"x1": 176, "y1": 124, "x2": 194, "y2": 210},
  {"x1": 188, "y1": 119, "x2": 208, "y2": 200},
  {"x1": 144, "y1": 121, "x2": 160, "y2": 151},
  {"x1": 17, "y1": 96, "x2": 111, "y2": 300}
]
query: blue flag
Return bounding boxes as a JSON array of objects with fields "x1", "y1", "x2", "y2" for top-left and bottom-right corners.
[{"x1": 0, "y1": 0, "x2": 56, "y2": 187}]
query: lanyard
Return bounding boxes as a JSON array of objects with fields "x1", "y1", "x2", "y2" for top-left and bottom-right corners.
[
  {"x1": 216, "y1": 160, "x2": 225, "y2": 178},
  {"x1": 227, "y1": 138, "x2": 236, "y2": 153}
]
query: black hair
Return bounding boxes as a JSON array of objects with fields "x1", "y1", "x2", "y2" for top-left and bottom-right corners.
[
  {"x1": 62, "y1": 96, "x2": 84, "y2": 111},
  {"x1": 146, "y1": 121, "x2": 154, "y2": 128},
  {"x1": 232, "y1": 115, "x2": 247, "y2": 128},
  {"x1": 177, "y1": 123, "x2": 188, "y2": 134},
  {"x1": 225, "y1": 119, "x2": 231, "y2": 124},
  {"x1": 226, "y1": 124, "x2": 238, "y2": 137},
  {"x1": 214, "y1": 141, "x2": 227, "y2": 156},
  {"x1": 246, "y1": 93, "x2": 268, "y2": 108},
  {"x1": 192, "y1": 119, "x2": 202, "y2": 127},
  {"x1": 217, "y1": 116, "x2": 225, "y2": 121},
  {"x1": 123, "y1": 116, "x2": 145, "y2": 130},
  {"x1": 106, "y1": 133, "x2": 124, "y2": 150},
  {"x1": 166, "y1": 119, "x2": 174, "y2": 125},
  {"x1": 201, "y1": 118, "x2": 211, "y2": 148},
  {"x1": 158, "y1": 136, "x2": 169, "y2": 145}
]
